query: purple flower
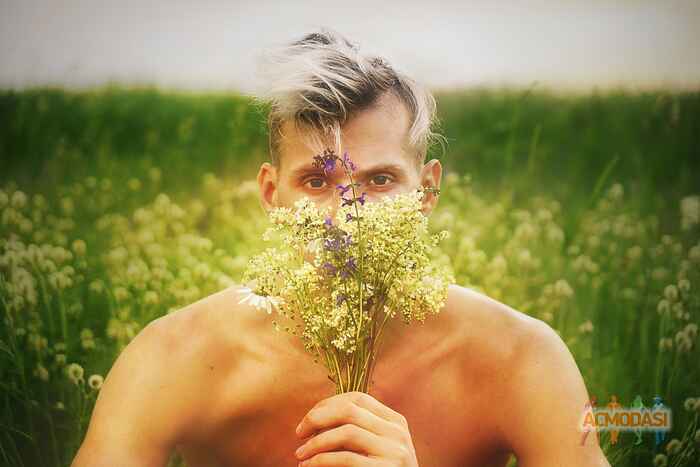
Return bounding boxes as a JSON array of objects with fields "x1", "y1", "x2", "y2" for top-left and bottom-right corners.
[
  {"x1": 324, "y1": 237, "x2": 340, "y2": 252},
  {"x1": 312, "y1": 150, "x2": 338, "y2": 175},
  {"x1": 336, "y1": 183, "x2": 352, "y2": 196},
  {"x1": 322, "y1": 262, "x2": 337, "y2": 276},
  {"x1": 312, "y1": 154, "x2": 325, "y2": 169},
  {"x1": 341, "y1": 196, "x2": 354, "y2": 207},
  {"x1": 342, "y1": 151, "x2": 356, "y2": 172},
  {"x1": 357, "y1": 192, "x2": 367, "y2": 206},
  {"x1": 339, "y1": 256, "x2": 357, "y2": 279},
  {"x1": 323, "y1": 157, "x2": 336, "y2": 175},
  {"x1": 324, "y1": 216, "x2": 333, "y2": 229},
  {"x1": 346, "y1": 213, "x2": 354, "y2": 222}
]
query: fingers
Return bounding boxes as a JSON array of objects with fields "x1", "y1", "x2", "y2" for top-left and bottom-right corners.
[
  {"x1": 297, "y1": 450, "x2": 384, "y2": 467},
  {"x1": 295, "y1": 393, "x2": 418, "y2": 466},
  {"x1": 308, "y1": 391, "x2": 407, "y2": 428},
  {"x1": 345, "y1": 391, "x2": 408, "y2": 427},
  {"x1": 296, "y1": 423, "x2": 386, "y2": 460},
  {"x1": 296, "y1": 397, "x2": 401, "y2": 440}
]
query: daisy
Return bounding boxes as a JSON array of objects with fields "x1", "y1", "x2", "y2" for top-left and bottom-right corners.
[{"x1": 237, "y1": 286, "x2": 284, "y2": 314}]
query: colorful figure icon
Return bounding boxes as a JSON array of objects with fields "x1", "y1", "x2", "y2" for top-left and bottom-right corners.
[
  {"x1": 631, "y1": 395, "x2": 646, "y2": 445},
  {"x1": 651, "y1": 396, "x2": 667, "y2": 447},
  {"x1": 607, "y1": 395, "x2": 621, "y2": 445},
  {"x1": 580, "y1": 395, "x2": 599, "y2": 446}
]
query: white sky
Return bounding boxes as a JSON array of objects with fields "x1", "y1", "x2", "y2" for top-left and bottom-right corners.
[{"x1": 1, "y1": 0, "x2": 699, "y2": 93}]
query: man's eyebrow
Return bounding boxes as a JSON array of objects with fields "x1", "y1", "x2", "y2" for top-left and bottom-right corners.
[{"x1": 289, "y1": 163, "x2": 406, "y2": 179}]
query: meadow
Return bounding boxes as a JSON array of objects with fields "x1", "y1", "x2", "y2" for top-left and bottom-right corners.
[{"x1": 0, "y1": 86, "x2": 699, "y2": 467}]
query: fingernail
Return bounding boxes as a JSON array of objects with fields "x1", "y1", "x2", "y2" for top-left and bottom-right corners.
[
  {"x1": 295, "y1": 445, "x2": 304, "y2": 457},
  {"x1": 296, "y1": 423, "x2": 302, "y2": 434}
]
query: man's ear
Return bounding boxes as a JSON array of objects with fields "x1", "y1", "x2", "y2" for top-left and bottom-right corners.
[
  {"x1": 419, "y1": 158, "x2": 442, "y2": 216},
  {"x1": 257, "y1": 162, "x2": 278, "y2": 213}
]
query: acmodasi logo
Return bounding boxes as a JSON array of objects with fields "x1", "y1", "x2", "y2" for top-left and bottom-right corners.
[{"x1": 579, "y1": 395, "x2": 672, "y2": 447}]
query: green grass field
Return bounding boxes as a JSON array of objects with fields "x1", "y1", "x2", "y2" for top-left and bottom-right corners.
[{"x1": 1, "y1": 86, "x2": 699, "y2": 467}]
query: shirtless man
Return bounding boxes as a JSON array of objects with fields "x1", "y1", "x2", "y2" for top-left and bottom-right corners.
[{"x1": 71, "y1": 29, "x2": 611, "y2": 467}]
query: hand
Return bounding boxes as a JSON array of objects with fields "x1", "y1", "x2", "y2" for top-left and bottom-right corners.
[{"x1": 294, "y1": 391, "x2": 419, "y2": 466}]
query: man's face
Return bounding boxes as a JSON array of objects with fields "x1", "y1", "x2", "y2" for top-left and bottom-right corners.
[{"x1": 257, "y1": 93, "x2": 442, "y2": 218}]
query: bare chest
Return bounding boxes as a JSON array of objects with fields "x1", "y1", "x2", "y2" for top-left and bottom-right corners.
[{"x1": 175, "y1": 344, "x2": 510, "y2": 467}]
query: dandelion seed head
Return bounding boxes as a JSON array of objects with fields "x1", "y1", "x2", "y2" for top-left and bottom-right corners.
[
  {"x1": 665, "y1": 439, "x2": 682, "y2": 456},
  {"x1": 66, "y1": 363, "x2": 84, "y2": 385},
  {"x1": 653, "y1": 453, "x2": 668, "y2": 467},
  {"x1": 88, "y1": 374, "x2": 104, "y2": 390}
]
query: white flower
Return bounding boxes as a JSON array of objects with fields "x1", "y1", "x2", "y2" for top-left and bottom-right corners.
[
  {"x1": 578, "y1": 320, "x2": 594, "y2": 334},
  {"x1": 72, "y1": 239, "x2": 87, "y2": 256},
  {"x1": 690, "y1": 245, "x2": 700, "y2": 263},
  {"x1": 684, "y1": 397, "x2": 697, "y2": 412},
  {"x1": 55, "y1": 353, "x2": 66, "y2": 366},
  {"x1": 11, "y1": 191, "x2": 27, "y2": 209},
  {"x1": 554, "y1": 279, "x2": 574, "y2": 299},
  {"x1": 658, "y1": 337, "x2": 673, "y2": 351},
  {"x1": 626, "y1": 245, "x2": 642, "y2": 261},
  {"x1": 143, "y1": 290, "x2": 159, "y2": 305},
  {"x1": 237, "y1": 287, "x2": 284, "y2": 314},
  {"x1": 675, "y1": 331, "x2": 693, "y2": 353},
  {"x1": 664, "y1": 285, "x2": 679, "y2": 302},
  {"x1": 653, "y1": 453, "x2": 667, "y2": 467},
  {"x1": 608, "y1": 183, "x2": 624, "y2": 201},
  {"x1": 88, "y1": 374, "x2": 104, "y2": 390},
  {"x1": 66, "y1": 363, "x2": 84, "y2": 385},
  {"x1": 33, "y1": 364, "x2": 49, "y2": 382},
  {"x1": 680, "y1": 195, "x2": 700, "y2": 231},
  {"x1": 678, "y1": 278, "x2": 691, "y2": 294},
  {"x1": 665, "y1": 438, "x2": 682, "y2": 456}
]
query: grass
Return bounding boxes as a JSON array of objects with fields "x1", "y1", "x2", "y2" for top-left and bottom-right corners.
[{"x1": 0, "y1": 85, "x2": 699, "y2": 467}]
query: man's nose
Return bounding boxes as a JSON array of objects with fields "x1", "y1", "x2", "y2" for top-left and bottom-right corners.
[
  {"x1": 327, "y1": 177, "x2": 351, "y2": 218},
  {"x1": 327, "y1": 192, "x2": 341, "y2": 219}
]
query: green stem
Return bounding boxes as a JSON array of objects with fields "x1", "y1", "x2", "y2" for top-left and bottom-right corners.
[
  {"x1": 40, "y1": 378, "x2": 61, "y2": 467},
  {"x1": 0, "y1": 284, "x2": 42, "y2": 466}
]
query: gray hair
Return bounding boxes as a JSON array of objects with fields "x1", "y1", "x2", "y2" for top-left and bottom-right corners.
[{"x1": 248, "y1": 26, "x2": 447, "y2": 170}]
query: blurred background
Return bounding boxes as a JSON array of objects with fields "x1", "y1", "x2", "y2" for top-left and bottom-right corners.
[{"x1": 1, "y1": 1, "x2": 699, "y2": 467}]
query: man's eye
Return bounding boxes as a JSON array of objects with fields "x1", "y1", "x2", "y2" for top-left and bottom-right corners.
[
  {"x1": 305, "y1": 177, "x2": 327, "y2": 189},
  {"x1": 370, "y1": 175, "x2": 393, "y2": 186}
]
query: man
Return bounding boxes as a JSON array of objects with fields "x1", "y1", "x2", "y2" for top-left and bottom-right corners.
[{"x1": 72, "y1": 28, "x2": 611, "y2": 467}]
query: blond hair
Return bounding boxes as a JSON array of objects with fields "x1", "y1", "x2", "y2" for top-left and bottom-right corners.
[{"x1": 248, "y1": 26, "x2": 446, "y2": 169}]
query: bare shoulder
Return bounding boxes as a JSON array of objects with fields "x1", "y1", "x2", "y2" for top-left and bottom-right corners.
[
  {"x1": 444, "y1": 283, "x2": 545, "y2": 367},
  {"x1": 445, "y1": 282, "x2": 580, "y2": 387},
  {"x1": 149, "y1": 283, "x2": 253, "y2": 356},
  {"x1": 143, "y1": 283, "x2": 263, "y2": 388},
  {"x1": 74, "y1": 285, "x2": 252, "y2": 465},
  {"x1": 73, "y1": 292, "x2": 247, "y2": 466},
  {"x1": 445, "y1": 285, "x2": 608, "y2": 465}
]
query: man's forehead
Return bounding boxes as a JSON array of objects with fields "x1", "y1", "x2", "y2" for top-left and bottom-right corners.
[{"x1": 277, "y1": 93, "x2": 414, "y2": 171}]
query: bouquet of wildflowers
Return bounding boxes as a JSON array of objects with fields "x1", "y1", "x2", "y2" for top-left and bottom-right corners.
[{"x1": 239, "y1": 149, "x2": 454, "y2": 394}]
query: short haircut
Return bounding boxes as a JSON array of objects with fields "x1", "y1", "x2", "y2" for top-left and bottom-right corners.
[{"x1": 248, "y1": 26, "x2": 447, "y2": 170}]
